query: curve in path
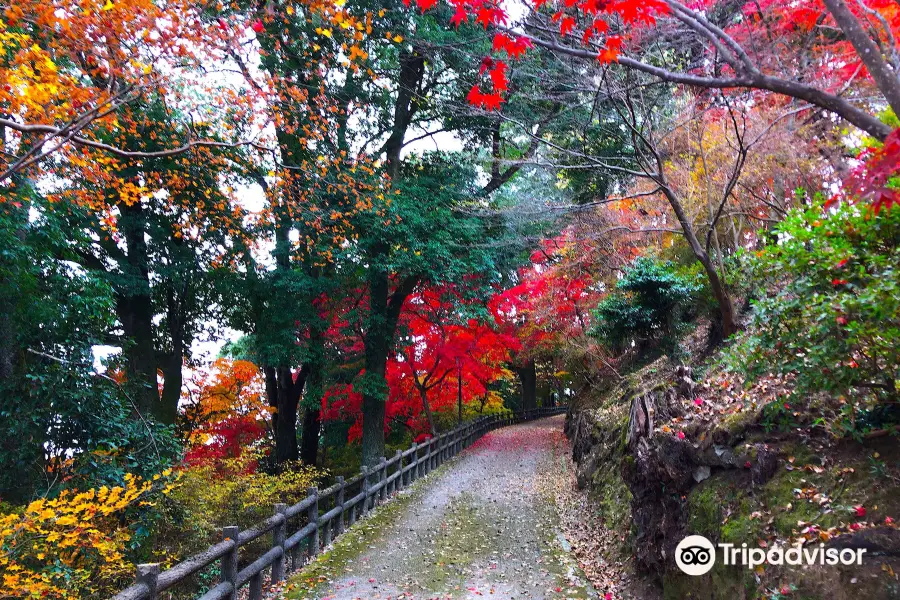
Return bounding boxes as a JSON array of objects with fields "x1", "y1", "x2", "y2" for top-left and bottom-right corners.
[{"x1": 281, "y1": 415, "x2": 595, "y2": 600}]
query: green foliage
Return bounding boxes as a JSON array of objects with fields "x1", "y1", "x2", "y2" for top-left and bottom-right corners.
[
  {"x1": 725, "y1": 199, "x2": 900, "y2": 434},
  {"x1": 0, "y1": 197, "x2": 180, "y2": 502},
  {"x1": 592, "y1": 257, "x2": 699, "y2": 351}
]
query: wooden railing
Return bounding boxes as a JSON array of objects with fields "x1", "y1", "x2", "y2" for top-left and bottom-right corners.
[{"x1": 110, "y1": 406, "x2": 566, "y2": 600}]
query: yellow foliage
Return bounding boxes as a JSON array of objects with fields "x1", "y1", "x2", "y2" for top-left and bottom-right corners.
[
  {"x1": 0, "y1": 473, "x2": 175, "y2": 599},
  {"x1": 166, "y1": 452, "x2": 324, "y2": 549}
]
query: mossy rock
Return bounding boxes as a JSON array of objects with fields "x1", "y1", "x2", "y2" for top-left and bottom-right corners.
[
  {"x1": 687, "y1": 478, "x2": 729, "y2": 540},
  {"x1": 591, "y1": 465, "x2": 633, "y2": 534}
]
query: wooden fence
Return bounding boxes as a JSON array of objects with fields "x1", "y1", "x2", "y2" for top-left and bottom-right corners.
[{"x1": 110, "y1": 406, "x2": 566, "y2": 600}]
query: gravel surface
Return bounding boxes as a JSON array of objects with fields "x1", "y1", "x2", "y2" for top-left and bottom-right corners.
[{"x1": 281, "y1": 415, "x2": 596, "y2": 600}]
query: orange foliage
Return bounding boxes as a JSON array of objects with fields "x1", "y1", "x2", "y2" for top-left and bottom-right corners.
[{"x1": 182, "y1": 358, "x2": 271, "y2": 444}]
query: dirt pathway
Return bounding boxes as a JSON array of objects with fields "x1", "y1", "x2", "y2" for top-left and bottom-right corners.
[{"x1": 281, "y1": 415, "x2": 597, "y2": 600}]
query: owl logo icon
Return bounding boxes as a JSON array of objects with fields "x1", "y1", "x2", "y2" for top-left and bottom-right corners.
[{"x1": 675, "y1": 535, "x2": 716, "y2": 576}]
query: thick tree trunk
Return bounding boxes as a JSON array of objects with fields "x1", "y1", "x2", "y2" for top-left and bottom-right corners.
[
  {"x1": 361, "y1": 390, "x2": 386, "y2": 467},
  {"x1": 274, "y1": 387, "x2": 299, "y2": 465},
  {"x1": 266, "y1": 364, "x2": 308, "y2": 465},
  {"x1": 117, "y1": 203, "x2": 160, "y2": 419},
  {"x1": 361, "y1": 270, "x2": 419, "y2": 466},
  {"x1": 359, "y1": 47, "x2": 426, "y2": 466},
  {"x1": 159, "y1": 353, "x2": 183, "y2": 426},
  {"x1": 300, "y1": 407, "x2": 321, "y2": 466},
  {"x1": 299, "y1": 341, "x2": 324, "y2": 466},
  {"x1": 361, "y1": 269, "x2": 390, "y2": 466},
  {"x1": 517, "y1": 360, "x2": 538, "y2": 411}
]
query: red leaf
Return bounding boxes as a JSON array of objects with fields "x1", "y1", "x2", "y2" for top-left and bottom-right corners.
[
  {"x1": 489, "y1": 61, "x2": 508, "y2": 92},
  {"x1": 251, "y1": 19, "x2": 264, "y2": 33},
  {"x1": 493, "y1": 32, "x2": 514, "y2": 52},
  {"x1": 450, "y1": 5, "x2": 468, "y2": 26},
  {"x1": 597, "y1": 35, "x2": 622, "y2": 62},
  {"x1": 480, "y1": 91, "x2": 504, "y2": 110},
  {"x1": 494, "y1": 33, "x2": 532, "y2": 58},
  {"x1": 415, "y1": 0, "x2": 438, "y2": 12},
  {"x1": 510, "y1": 36, "x2": 533, "y2": 58},
  {"x1": 466, "y1": 84, "x2": 484, "y2": 106},
  {"x1": 560, "y1": 16, "x2": 576, "y2": 35},
  {"x1": 582, "y1": 26, "x2": 594, "y2": 43},
  {"x1": 476, "y1": 5, "x2": 507, "y2": 28}
]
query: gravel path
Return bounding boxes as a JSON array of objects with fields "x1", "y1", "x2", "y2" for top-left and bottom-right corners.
[{"x1": 282, "y1": 415, "x2": 595, "y2": 600}]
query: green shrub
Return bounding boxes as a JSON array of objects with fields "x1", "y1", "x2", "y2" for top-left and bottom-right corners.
[
  {"x1": 593, "y1": 257, "x2": 699, "y2": 351},
  {"x1": 726, "y1": 199, "x2": 900, "y2": 434}
]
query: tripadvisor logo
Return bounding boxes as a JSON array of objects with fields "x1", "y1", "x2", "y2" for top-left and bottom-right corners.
[
  {"x1": 676, "y1": 535, "x2": 716, "y2": 576},
  {"x1": 675, "y1": 535, "x2": 868, "y2": 576}
]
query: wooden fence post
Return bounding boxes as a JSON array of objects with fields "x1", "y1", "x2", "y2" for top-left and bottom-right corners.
[
  {"x1": 361, "y1": 467, "x2": 371, "y2": 515},
  {"x1": 430, "y1": 438, "x2": 438, "y2": 471},
  {"x1": 221, "y1": 526, "x2": 239, "y2": 600},
  {"x1": 249, "y1": 571, "x2": 263, "y2": 600},
  {"x1": 392, "y1": 450, "x2": 402, "y2": 493},
  {"x1": 407, "y1": 442, "x2": 417, "y2": 485},
  {"x1": 272, "y1": 503, "x2": 287, "y2": 584},
  {"x1": 136, "y1": 564, "x2": 160, "y2": 600},
  {"x1": 336, "y1": 476, "x2": 345, "y2": 535},
  {"x1": 307, "y1": 487, "x2": 319, "y2": 560},
  {"x1": 378, "y1": 457, "x2": 387, "y2": 502},
  {"x1": 419, "y1": 443, "x2": 427, "y2": 478}
]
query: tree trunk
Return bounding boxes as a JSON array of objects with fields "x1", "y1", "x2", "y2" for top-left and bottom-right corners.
[
  {"x1": 457, "y1": 363, "x2": 463, "y2": 425},
  {"x1": 700, "y1": 256, "x2": 737, "y2": 338},
  {"x1": 299, "y1": 407, "x2": 321, "y2": 466},
  {"x1": 821, "y1": 0, "x2": 900, "y2": 119},
  {"x1": 158, "y1": 353, "x2": 183, "y2": 426},
  {"x1": 361, "y1": 269, "x2": 390, "y2": 467},
  {"x1": 299, "y1": 340, "x2": 324, "y2": 467},
  {"x1": 360, "y1": 270, "x2": 419, "y2": 466},
  {"x1": 117, "y1": 203, "x2": 160, "y2": 419},
  {"x1": 517, "y1": 360, "x2": 538, "y2": 411},
  {"x1": 266, "y1": 364, "x2": 308, "y2": 465},
  {"x1": 660, "y1": 187, "x2": 737, "y2": 338},
  {"x1": 418, "y1": 386, "x2": 437, "y2": 435},
  {"x1": 359, "y1": 47, "x2": 426, "y2": 466}
]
